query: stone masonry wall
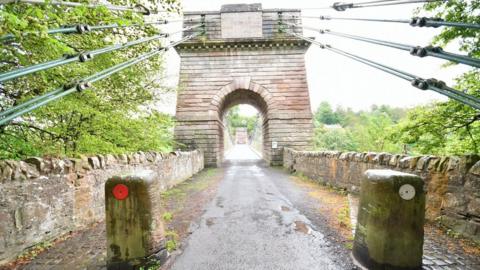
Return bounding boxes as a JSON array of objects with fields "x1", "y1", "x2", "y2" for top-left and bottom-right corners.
[
  {"x1": 175, "y1": 4, "x2": 313, "y2": 167},
  {"x1": 174, "y1": 47, "x2": 314, "y2": 166},
  {"x1": 283, "y1": 148, "x2": 480, "y2": 243},
  {"x1": 0, "y1": 150, "x2": 204, "y2": 264}
]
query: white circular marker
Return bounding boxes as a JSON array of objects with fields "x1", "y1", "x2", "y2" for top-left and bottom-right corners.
[{"x1": 399, "y1": 184, "x2": 416, "y2": 200}]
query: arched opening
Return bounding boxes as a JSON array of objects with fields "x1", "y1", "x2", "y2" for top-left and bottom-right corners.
[
  {"x1": 223, "y1": 104, "x2": 263, "y2": 160},
  {"x1": 217, "y1": 89, "x2": 270, "y2": 164},
  {"x1": 175, "y1": 77, "x2": 305, "y2": 167}
]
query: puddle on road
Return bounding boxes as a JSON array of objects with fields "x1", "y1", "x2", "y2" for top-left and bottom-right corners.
[
  {"x1": 216, "y1": 196, "x2": 225, "y2": 208},
  {"x1": 294, "y1": 221, "x2": 310, "y2": 234},
  {"x1": 206, "y1": 217, "x2": 216, "y2": 227}
]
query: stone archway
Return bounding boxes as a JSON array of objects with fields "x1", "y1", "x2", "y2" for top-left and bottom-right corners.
[
  {"x1": 174, "y1": 5, "x2": 314, "y2": 167},
  {"x1": 211, "y1": 78, "x2": 275, "y2": 163},
  {"x1": 175, "y1": 74, "x2": 313, "y2": 167}
]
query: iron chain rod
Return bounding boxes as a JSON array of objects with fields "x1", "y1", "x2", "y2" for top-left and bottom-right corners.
[
  {"x1": 349, "y1": 0, "x2": 401, "y2": 4},
  {"x1": 0, "y1": 33, "x2": 199, "y2": 126},
  {"x1": 282, "y1": 29, "x2": 480, "y2": 110},
  {"x1": 327, "y1": 30, "x2": 480, "y2": 68},
  {"x1": 86, "y1": 34, "x2": 197, "y2": 83},
  {"x1": 0, "y1": 24, "x2": 202, "y2": 83},
  {"x1": 325, "y1": 44, "x2": 417, "y2": 80},
  {"x1": 1, "y1": 25, "x2": 89, "y2": 41},
  {"x1": 1, "y1": 0, "x2": 161, "y2": 14},
  {"x1": 296, "y1": 15, "x2": 480, "y2": 30},
  {"x1": 1, "y1": 19, "x2": 201, "y2": 41},
  {"x1": 0, "y1": 57, "x2": 78, "y2": 83},
  {"x1": 291, "y1": 22, "x2": 480, "y2": 68},
  {"x1": 326, "y1": 46, "x2": 480, "y2": 109},
  {"x1": 424, "y1": 20, "x2": 480, "y2": 30},
  {"x1": 89, "y1": 36, "x2": 162, "y2": 57},
  {"x1": 162, "y1": 24, "x2": 203, "y2": 38},
  {"x1": 428, "y1": 85, "x2": 480, "y2": 110},
  {"x1": 427, "y1": 50, "x2": 480, "y2": 68},
  {"x1": 85, "y1": 50, "x2": 163, "y2": 84},
  {"x1": 439, "y1": 85, "x2": 480, "y2": 106},
  {"x1": 327, "y1": 30, "x2": 412, "y2": 50},
  {"x1": 298, "y1": 15, "x2": 409, "y2": 24},
  {"x1": 350, "y1": 0, "x2": 443, "y2": 9},
  {"x1": 0, "y1": 89, "x2": 64, "y2": 118},
  {"x1": 324, "y1": 46, "x2": 480, "y2": 110},
  {"x1": 0, "y1": 35, "x2": 164, "y2": 82},
  {"x1": 287, "y1": 30, "x2": 415, "y2": 79},
  {"x1": 0, "y1": 88, "x2": 78, "y2": 127},
  {"x1": 301, "y1": 0, "x2": 443, "y2": 11}
]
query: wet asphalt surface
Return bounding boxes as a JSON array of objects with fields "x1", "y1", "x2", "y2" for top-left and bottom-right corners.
[{"x1": 171, "y1": 145, "x2": 355, "y2": 270}]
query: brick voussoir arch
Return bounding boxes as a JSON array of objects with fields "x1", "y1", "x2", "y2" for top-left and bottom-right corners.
[{"x1": 209, "y1": 77, "x2": 276, "y2": 117}]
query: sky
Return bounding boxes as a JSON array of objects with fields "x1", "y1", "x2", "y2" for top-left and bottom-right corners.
[{"x1": 158, "y1": 0, "x2": 470, "y2": 116}]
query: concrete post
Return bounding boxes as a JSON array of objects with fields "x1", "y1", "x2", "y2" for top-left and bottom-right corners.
[
  {"x1": 105, "y1": 170, "x2": 167, "y2": 270},
  {"x1": 353, "y1": 170, "x2": 425, "y2": 270}
]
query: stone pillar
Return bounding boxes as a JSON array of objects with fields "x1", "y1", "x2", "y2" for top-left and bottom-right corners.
[
  {"x1": 174, "y1": 4, "x2": 314, "y2": 167},
  {"x1": 105, "y1": 170, "x2": 166, "y2": 270},
  {"x1": 353, "y1": 169, "x2": 425, "y2": 270}
]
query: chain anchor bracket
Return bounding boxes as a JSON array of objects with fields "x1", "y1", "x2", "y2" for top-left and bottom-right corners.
[
  {"x1": 410, "y1": 17, "x2": 444, "y2": 28},
  {"x1": 332, "y1": 2, "x2": 354, "y2": 11}
]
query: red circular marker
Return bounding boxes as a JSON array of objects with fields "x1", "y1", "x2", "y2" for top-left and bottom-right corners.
[{"x1": 112, "y1": 184, "x2": 129, "y2": 200}]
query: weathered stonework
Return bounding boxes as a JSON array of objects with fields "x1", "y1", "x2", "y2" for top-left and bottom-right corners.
[
  {"x1": 106, "y1": 171, "x2": 169, "y2": 269},
  {"x1": 283, "y1": 148, "x2": 480, "y2": 243},
  {"x1": 353, "y1": 170, "x2": 425, "y2": 269},
  {"x1": 174, "y1": 4, "x2": 313, "y2": 166},
  {"x1": 0, "y1": 150, "x2": 204, "y2": 264}
]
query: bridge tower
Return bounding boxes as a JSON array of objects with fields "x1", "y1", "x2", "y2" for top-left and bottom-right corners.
[{"x1": 174, "y1": 3, "x2": 313, "y2": 167}]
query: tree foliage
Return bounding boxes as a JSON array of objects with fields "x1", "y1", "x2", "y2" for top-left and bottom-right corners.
[
  {"x1": 315, "y1": 2, "x2": 480, "y2": 156},
  {"x1": 313, "y1": 102, "x2": 341, "y2": 126},
  {"x1": 224, "y1": 106, "x2": 259, "y2": 138},
  {"x1": 313, "y1": 103, "x2": 405, "y2": 153},
  {"x1": 313, "y1": 125, "x2": 357, "y2": 151},
  {"x1": 393, "y1": 71, "x2": 480, "y2": 155},
  {"x1": 0, "y1": 0, "x2": 180, "y2": 159},
  {"x1": 392, "y1": 0, "x2": 480, "y2": 155}
]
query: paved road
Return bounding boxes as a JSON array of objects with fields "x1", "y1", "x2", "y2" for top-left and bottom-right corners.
[
  {"x1": 171, "y1": 145, "x2": 349, "y2": 270},
  {"x1": 224, "y1": 144, "x2": 261, "y2": 160}
]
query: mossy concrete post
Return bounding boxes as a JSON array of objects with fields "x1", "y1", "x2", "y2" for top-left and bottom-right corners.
[
  {"x1": 353, "y1": 169, "x2": 425, "y2": 270},
  {"x1": 105, "y1": 170, "x2": 167, "y2": 270}
]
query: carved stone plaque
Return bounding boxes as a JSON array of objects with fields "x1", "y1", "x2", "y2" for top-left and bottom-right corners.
[{"x1": 221, "y1": 11, "x2": 263, "y2": 39}]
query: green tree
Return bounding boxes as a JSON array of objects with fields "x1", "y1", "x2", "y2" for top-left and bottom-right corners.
[
  {"x1": 393, "y1": 0, "x2": 480, "y2": 155},
  {"x1": 352, "y1": 110, "x2": 402, "y2": 153},
  {"x1": 393, "y1": 73, "x2": 480, "y2": 155},
  {"x1": 0, "y1": 0, "x2": 181, "y2": 159},
  {"x1": 313, "y1": 125, "x2": 358, "y2": 151},
  {"x1": 224, "y1": 105, "x2": 259, "y2": 138},
  {"x1": 314, "y1": 101, "x2": 340, "y2": 126},
  {"x1": 312, "y1": 104, "x2": 405, "y2": 153}
]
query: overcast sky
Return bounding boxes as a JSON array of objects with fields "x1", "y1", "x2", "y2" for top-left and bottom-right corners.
[{"x1": 159, "y1": 0, "x2": 470, "y2": 115}]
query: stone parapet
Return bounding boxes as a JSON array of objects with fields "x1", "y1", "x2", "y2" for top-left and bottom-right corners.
[
  {"x1": 283, "y1": 148, "x2": 480, "y2": 243},
  {"x1": 0, "y1": 150, "x2": 204, "y2": 264}
]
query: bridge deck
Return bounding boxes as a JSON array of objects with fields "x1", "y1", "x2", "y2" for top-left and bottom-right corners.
[{"x1": 13, "y1": 146, "x2": 480, "y2": 269}]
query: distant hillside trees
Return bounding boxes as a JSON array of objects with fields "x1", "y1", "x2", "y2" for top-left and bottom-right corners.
[
  {"x1": 313, "y1": 1, "x2": 480, "y2": 156},
  {"x1": 313, "y1": 103, "x2": 405, "y2": 154}
]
